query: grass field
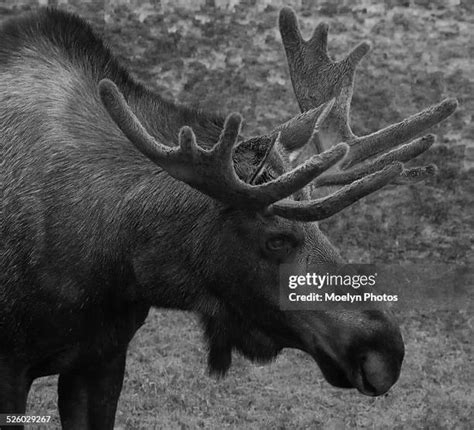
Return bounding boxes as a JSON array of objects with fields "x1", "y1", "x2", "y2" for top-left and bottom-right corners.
[{"x1": 1, "y1": 0, "x2": 473, "y2": 428}]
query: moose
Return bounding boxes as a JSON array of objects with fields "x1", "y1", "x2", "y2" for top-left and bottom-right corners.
[{"x1": 0, "y1": 6, "x2": 457, "y2": 429}]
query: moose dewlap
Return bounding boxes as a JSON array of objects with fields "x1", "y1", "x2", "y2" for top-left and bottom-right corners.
[{"x1": 0, "y1": 6, "x2": 456, "y2": 429}]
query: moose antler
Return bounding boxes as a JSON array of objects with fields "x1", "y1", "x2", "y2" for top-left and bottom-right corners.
[
  {"x1": 100, "y1": 79, "x2": 348, "y2": 209},
  {"x1": 277, "y1": 7, "x2": 458, "y2": 187},
  {"x1": 99, "y1": 79, "x2": 404, "y2": 220}
]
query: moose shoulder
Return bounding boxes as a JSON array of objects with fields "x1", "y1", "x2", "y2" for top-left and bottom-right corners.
[{"x1": 0, "y1": 7, "x2": 457, "y2": 429}]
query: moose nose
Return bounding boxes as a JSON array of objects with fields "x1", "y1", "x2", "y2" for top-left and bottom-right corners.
[{"x1": 354, "y1": 351, "x2": 402, "y2": 396}]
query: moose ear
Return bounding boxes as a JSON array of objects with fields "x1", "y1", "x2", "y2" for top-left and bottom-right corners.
[
  {"x1": 233, "y1": 134, "x2": 285, "y2": 183},
  {"x1": 270, "y1": 98, "x2": 336, "y2": 168},
  {"x1": 272, "y1": 99, "x2": 335, "y2": 152}
]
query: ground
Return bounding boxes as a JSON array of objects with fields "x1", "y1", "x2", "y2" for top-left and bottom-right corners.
[{"x1": 1, "y1": 0, "x2": 473, "y2": 429}]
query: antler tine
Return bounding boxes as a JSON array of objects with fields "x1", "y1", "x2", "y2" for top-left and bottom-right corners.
[
  {"x1": 267, "y1": 163, "x2": 403, "y2": 221},
  {"x1": 393, "y1": 164, "x2": 438, "y2": 185},
  {"x1": 343, "y1": 98, "x2": 458, "y2": 169},
  {"x1": 279, "y1": 6, "x2": 304, "y2": 51},
  {"x1": 314, "y1": 134, "x2": 435, "y2": 187},
  {"x1": 344, "y1": 42, "x2": 372, "y2": 69},
  {"x1": 99, "y1": 79, "x2": 349, "y2": 209},
  {"x1": 308, "y1": 22, "x2": 329, "y2": 52}
]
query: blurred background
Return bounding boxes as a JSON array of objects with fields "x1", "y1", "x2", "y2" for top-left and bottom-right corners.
[{"x1": 1, "y1": 0, "x2": 472, "y2": 428}]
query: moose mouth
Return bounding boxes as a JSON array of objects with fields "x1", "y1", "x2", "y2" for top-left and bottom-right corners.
[
  {"x1": 309, "y1": 340, "x2": 403, "y2": 396},
  {"x1": 313, "y1": 349, "x2": 386, "y2": 396}
]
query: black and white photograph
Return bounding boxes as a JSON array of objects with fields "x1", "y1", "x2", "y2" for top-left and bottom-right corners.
[{"x1": 1, "y1": 0, "x2": 472, "y2": 428}]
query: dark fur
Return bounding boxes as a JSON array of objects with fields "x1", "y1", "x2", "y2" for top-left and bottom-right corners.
[{"x1": 0, "y1": 8, "x2": 404, "y2": 428}]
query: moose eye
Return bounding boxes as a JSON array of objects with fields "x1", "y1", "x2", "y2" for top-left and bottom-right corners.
[
  {"x1": 263, "y1": 235, "x2": 299, "y2": 260},
  {"x1": 265, "y1": 234, "x2": 299, "y2": 259},
  {"x1": 266, "y1": 237, "x2": 288, "y2": 251}
]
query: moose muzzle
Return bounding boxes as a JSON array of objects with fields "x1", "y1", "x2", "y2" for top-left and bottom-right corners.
[{"x1": 289, "y1": 309, "x2": 404, "y2": 396}]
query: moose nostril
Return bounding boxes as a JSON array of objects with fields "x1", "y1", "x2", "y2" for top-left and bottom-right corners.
[{"x1": 357, "y1": 352, "x2": 400, "y2": 396}]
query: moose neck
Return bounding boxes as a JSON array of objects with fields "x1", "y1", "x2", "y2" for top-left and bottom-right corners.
[{"x1": 120, "y1": 178, "x2": 222, "y2": 310}]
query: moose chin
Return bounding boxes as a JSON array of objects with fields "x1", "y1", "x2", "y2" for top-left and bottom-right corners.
[{"x1": 0, "y1": 6, "x2": 457, "y2": 429}]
